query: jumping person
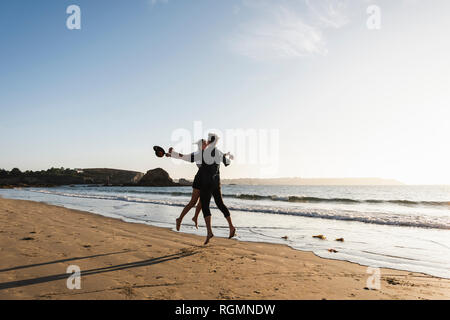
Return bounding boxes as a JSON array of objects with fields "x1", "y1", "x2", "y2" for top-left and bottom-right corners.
[
  {"x1": 199, "y1": 133, "x2": 236, "y2": 245},
  {"x1": 167, "y1": 139, "x2": 207, "y2": 231},
  {"x1": 168, "y1": 134, "x2": 235, "y2": 245}
]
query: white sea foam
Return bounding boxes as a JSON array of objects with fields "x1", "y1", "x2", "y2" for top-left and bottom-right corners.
[{"x1": 27, "y1": 188, "x2": 450, "y2": 230}]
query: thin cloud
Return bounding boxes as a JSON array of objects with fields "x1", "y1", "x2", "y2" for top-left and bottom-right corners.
[
  {"x1": 228, "y1": 0, "x2": 350, "y2": 61},
  {"x1": 305, "y1": 0, "x2": 350, "y2": 29}
]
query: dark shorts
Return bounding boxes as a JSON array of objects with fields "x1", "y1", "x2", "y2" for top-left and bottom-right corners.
[{"x1": 192, "y1": 171, "x2": 201, "y2": 190}]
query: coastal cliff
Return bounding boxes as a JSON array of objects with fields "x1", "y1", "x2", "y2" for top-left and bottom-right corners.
[{"x1": 0, "y1": 167, "x2": 183, "y2": 188}]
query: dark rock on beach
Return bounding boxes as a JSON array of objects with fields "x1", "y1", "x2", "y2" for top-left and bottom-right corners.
[{"x1": 136, "y1": 168, "x2": 178, "y2": 187}]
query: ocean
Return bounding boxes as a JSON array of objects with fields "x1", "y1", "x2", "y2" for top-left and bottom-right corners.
[{"x1": 1, "y1": 185, "x2": 449, "y2": 278}]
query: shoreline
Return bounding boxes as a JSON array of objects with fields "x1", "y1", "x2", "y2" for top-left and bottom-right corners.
[
  {"x1": 15, "y1": 195, "x2": 448, "y2": 279},
  {"x1": 0, "y1": 197, "x2": 449, "y2": 299}
]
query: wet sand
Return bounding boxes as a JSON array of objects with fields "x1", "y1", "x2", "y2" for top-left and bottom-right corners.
[{"x1": 0, "y1": 198, "x2": 449, "y2": 300}]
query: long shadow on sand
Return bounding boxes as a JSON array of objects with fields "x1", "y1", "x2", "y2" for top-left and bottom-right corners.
[
  {"x1": 0, "y1": 251, "x2": 196, "y2": 291},
  {"x1": 0, "y1": 250, "x2": 133, "y2": 273}
]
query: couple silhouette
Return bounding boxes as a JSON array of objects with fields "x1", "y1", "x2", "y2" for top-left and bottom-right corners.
[{"x1": 167, "y1": 133, "x2": 236, "y2": 245}]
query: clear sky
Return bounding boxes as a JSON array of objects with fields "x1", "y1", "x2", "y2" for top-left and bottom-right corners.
[{"x1": 1, "y1": 0, "x2": 449, "y2": 184}]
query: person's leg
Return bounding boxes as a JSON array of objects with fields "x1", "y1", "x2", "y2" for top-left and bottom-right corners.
[
  {"x1": 212, "y1": 186, "x2": 236, "y2": 239},
  {"x1": 200, "y1": 188, "x2": 214, "y2": 244},
  {"x1": 192, "y1": 200, "x2": 202, "y2": 229},
  {"x1": 203, "y1": 215, "x2": 213, "y2": 245},
  {"x1": 176, "y1": 188, "x2": 200, "y2": 231}
]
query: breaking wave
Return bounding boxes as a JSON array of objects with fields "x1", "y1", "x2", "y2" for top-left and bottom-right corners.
[{"x1": 28, "y1": 188, "x2": 450, "y2": 230}]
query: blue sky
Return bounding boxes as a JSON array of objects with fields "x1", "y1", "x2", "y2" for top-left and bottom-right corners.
[{"x1": 1, "y1": 0, "x2": 449, "y2": 184}]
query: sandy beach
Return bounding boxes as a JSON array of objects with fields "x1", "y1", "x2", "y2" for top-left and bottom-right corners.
[{"x1": 0, "y1": 197, "x2": 449, "y2": 300}]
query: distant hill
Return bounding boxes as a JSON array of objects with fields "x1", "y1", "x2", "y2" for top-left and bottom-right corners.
[
  {"x1": 1, "y1": 167, "x2": 404, "y2": 187},
  {"x1": 81, "y1": 168, "x2": 144, "y2": 185},
  {"x1": 0, "y1": 167, "x2": 184, "y2": 188},
  {"x1": 221, "y1": 177, "x2": 404, "y2": 186},
  {"x1": 0, "y1": 167, "x2": 85, "y2": 188}
]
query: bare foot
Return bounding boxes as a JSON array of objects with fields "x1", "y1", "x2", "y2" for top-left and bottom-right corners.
[
  {"x1": 204, "y1": 233, "x2": 214, "y2": 245},
  {"x1": 176, "y1": 218, "x2": 181, "y2": 231},
  {"x1": 192, "y1": 217, "x2": 199, "y2": 229},
  {"x1": 228, "y1": 226, "x2": 236, "y2": 239}
]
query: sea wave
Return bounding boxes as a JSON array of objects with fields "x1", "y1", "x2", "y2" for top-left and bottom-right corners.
[
  {"x1": 54, "y1": 187, "x2": 450, "y2": 208},
  {"x1": 28, "y1": 189, "x2": 450, "y2": 230},
  {"x1": 223, "y1": 194, "x2": 450, "y2": 207}
]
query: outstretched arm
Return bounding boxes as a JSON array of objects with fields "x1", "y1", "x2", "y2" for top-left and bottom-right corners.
[
  {"x1": 218, "y1": 149, "x2": 232, "y2": 167},
  {"x1": 167, "y1": 148, "x2": 196, "y2": 163}
]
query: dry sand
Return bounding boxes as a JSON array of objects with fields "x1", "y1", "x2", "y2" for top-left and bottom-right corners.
[{"x1": 0, "y1": 198, "x2": 449, "y2": 300}]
